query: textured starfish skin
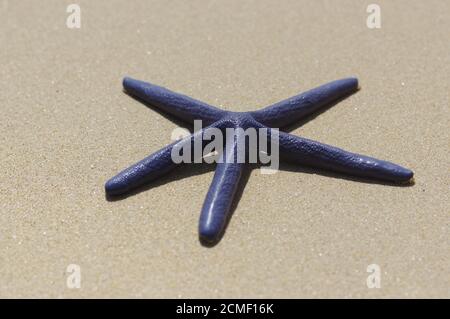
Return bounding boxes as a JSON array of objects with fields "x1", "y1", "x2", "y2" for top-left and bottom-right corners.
[{"x1": 106, "y1": 77, "x2": 413, "y2": 244}]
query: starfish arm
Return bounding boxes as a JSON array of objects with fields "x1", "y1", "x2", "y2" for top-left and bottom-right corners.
[
  {"x1": 278, "y1": 131, "x2": 413, "y2": 182},
  {"x1": 251, "y1": 78, "x2": 359, "y2": 128},
  {"x1": 199, "y1": 136, "x2": 244, "y2": 242},
  {"x1": 105, "y1": 127, "x2": 208, "y2": 196},
  {"x1": 123, "y1": 77, "x2": 227, "y2": 125}
]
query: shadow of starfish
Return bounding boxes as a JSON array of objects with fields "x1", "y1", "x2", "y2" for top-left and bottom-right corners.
[{"x1": 105, "y1": 77, "x2": 414, "y2": 246}]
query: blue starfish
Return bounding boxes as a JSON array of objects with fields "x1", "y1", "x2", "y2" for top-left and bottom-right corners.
[{"x1": 105, "y1": 77, "x2": 413, "y2": 244}]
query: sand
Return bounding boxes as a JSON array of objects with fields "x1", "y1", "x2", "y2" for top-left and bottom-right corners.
[{"x1": 1, "y1": 0, "x2": 449, "y2": 298}]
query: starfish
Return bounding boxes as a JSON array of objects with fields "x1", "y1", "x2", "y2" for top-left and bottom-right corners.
[{"x1": 105, "y1": 77, "x2": 413, "y2": 244}]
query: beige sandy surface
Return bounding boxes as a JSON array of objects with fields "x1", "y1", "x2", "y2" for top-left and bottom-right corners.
[{"x1": 1, "y1": 0, "x2": 449, "y2": 298}]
